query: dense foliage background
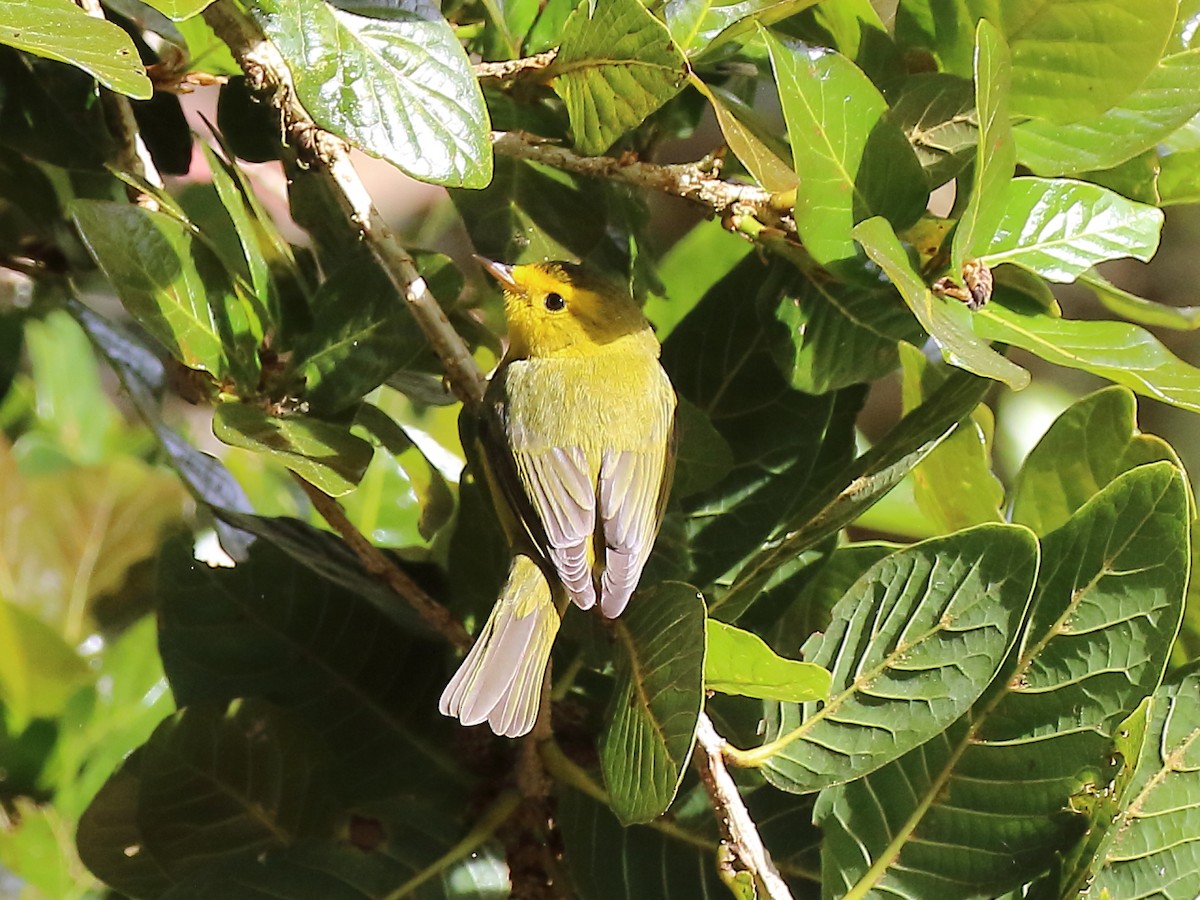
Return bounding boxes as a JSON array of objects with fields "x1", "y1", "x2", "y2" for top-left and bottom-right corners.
[{"x1": 1, "y1": 0, "x2": 1199, "y2": 898}]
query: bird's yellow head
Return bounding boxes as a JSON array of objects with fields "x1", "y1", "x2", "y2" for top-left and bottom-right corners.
[{"x1": 477, "y1": 257, "x2": 653, "y2": 359}]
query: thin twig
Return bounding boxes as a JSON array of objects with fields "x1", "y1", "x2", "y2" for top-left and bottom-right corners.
[
  {"x1": 694, "y1": 712, "x2": 794, "y2": 900},
  {"x1": 475, "y1": 49, "x2": 558, "y2": 80},
  {"x1": 491, "y1": 130, "x2": 795, "y2": 222},
  {"x1": 203, "y1": 0, "x2": 487, "y2": 408},
  {"x1": 293, "y1": 474, "x2": 471, "y2": 650},
  {"x1": 76, "y1": 0, "x2": 163, "y2": 202}
]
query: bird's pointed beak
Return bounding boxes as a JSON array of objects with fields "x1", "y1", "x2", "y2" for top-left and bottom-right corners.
[{"x1": 473, "y1": 255, "x2": 520, "y2": 292}]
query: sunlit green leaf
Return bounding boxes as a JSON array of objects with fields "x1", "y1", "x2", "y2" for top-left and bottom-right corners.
[
  {"x1": 1079, "y1": 270, "x2": 1200, "y2": 331},
  {"x1": 766, "y1": 34, "x2": 926, "y2": 267},
  {"x1": 705, "y1": 619, "x2": 829, "y2": 703},
  {"x1": 979, "y1": 178, "x2": 1163, "y2": 282},
  {"x1": 0, "y1": 0, "x2": 151, "y2": 98},
  {"x1": 855, "y1": 216, "x2": 1029, "y2": 388},
  {"x1": 248, "y1": 0, "x2": 492, "y2": 187},
  {"x1": 550, "y1": 0, "x2": 688, "y2": 154}
]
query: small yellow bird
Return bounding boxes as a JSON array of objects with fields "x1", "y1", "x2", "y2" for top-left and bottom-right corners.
[{"x1": 439, "y1": 259, "x2": 678, "y2": 737}]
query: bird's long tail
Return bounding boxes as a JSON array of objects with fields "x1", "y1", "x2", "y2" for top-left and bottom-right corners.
[{"x1": 438, "y1": 554, "x2": 561, "y2": 737}]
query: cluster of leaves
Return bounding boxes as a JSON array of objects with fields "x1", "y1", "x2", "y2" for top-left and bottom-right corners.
[{"x1": 1, "y1": 0, "x2": 1200, "y2": 898}]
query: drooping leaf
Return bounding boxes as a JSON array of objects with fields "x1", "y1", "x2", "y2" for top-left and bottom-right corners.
[
  {"x1": 765, "y1": 34, "x2": 926, "y2": 267},
  {"x1": 1011, "y1": 386, "x2": 1182, "y2": 535},
  {"x1": 0, "y1": 0, "x2": 151, "y2": 99},
  {"x1": 974, "y1": 302, "x2": 1200, "y2": 415},
  {"x1": 951, "y1": 19, "x2": 1014, "y2": 272},
  {"x1": 755, "y1": 525, "x2": 1038, "y2": 794},
  {"x1": 978, "y1": 177, "x2": 1164, "y2": 283},
  {"x1": 155, "y1": 537, "x2": 468, "y2": 803},
  {"x1": 600, "y1": 582, "x2": 706, "y2": 824},
  {"x1": 705, "y1": 619, "x2": 829, "y2": 703},
  {"x1": 1016, "y1": 49, "x2": 1200, "y2": 176},
  {"x1": 690, "y1": 76, "x2": 798, "y2": 192},
  {"x1": 855, "y1": 216, "x2": 1030, "y2": 388},
  {"x1": 662, "y1": 255, "x2": 864, "y2": 593},
  {"x1": 247, "y1": 0, "x2": 492, "y2": 187},
  {"x1": 1079, "y1": 270, "x2": 1200, "y2": 331},
  {"x1": 0, "y1": 599, "x2": 91, "y2": 728},
  {"x1": 212, "y1": 402, "x2": 374, "y2": 497}
]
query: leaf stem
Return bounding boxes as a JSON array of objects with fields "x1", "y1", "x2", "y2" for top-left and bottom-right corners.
[
  {"x1": 475, "y1": 49, "x2": 558, "y2": 80},
  {"x1": 694, "y1": 712, "x2": 794, "y2": 899}
]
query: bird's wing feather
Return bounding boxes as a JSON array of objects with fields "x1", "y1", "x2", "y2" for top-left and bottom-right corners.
[
  {"x1": 598, "y1": 373, "x2": 677, "y2": 617},
  {"x1": 512, "y1": 445, "x2": 597, "y2": 609}
]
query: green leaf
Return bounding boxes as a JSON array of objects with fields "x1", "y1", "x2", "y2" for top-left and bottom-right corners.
[
  {"x1": 978, "y1": 177, "x2": 1164, "y2": 282},
  {"x1": 600, "y1": 582, "x2": 706, "y2": 824},
  {"x1": 0, "y1": 0, "x2": 151, "y2": 99},
  {"x1": 142, "y1": 0, "x2": 215, "y2": 20},
  {"x1": 0, "y1": 599, "x2": 91, "y2": 728},
  {"x1": 855, "y1": 216, "x2": 1030, "y2": 388},
  {"x1": 767, "y1": 236, "x2": 924, "y2": 393},
  {"x1": 550, "y1": 0, "x2": 688, "y2": 154},
  {"x1": 451, "y1": 156, "x2": 608, "y2": 266},
  {"x1": 643, "y1": 217, "x2": 751, "y2": 343},
  {"x1": 667, "y1": 0, "x2": 820, "y2": 53},
  {"x1": 661, "y1": 256, "x2": 863, "y2": 591},
  {"x1": 1079, "y1": 269, "x2": 1200, "y2": 331},
  {"x1": 974, "y1": 302, "x2": 1200, "y2": 414},
  {"x1": 765, "y1": 34, "x2": 926, "y2": 267},
  {"x1": 293, "y1": 256, "x2": 430, "y2": 416},
  {"x1": 983, "y1": 0, "x2": 1177, "y2": 124},
  {"x1": 671, "y1": 397, "x2": 734, "y2": 500},
  {"x1": 247, "y1": 0, "x2": 492, "y2": 187},
  {"x1": 690, "y1": 76, "x2": 797, "y2": 192},
  {"x1": 1087, "y1": 671, "x2": 1200, "y2": 900},
  {"x1": 70, "y1": 200, "x2": 262, "y2": 388},
  {"x1": 951, "y1": 19, "x2": 1014, "y2": 272},
  {"x1": 78, "y1": 699, "x2": 339, "y2": 892},
  {"x1": 1016, "y1": 49, "x2": 1200, "y2": 176},
  {"x1": 155, "y1": 537, "x2": 468, "y2": 802},
  {"x1": 212, "y1": 402, "x2": 373, "y2": 497},
  {"x1": 756, "y1": 524, "x2": 1038, "y2": 794},
  {"x1": 888, "y1": 72, "x2": 977, "y2": 187},
  {"x1": 1011, "y1": 386, "x2": 1182, "y2": 535},
  {"x1": 816, "y1": 463, "x2": 1189, "y2": 896},
  {"x1": 705, "y1": 619, "x2": 829, "y2": 703},
  {"x1": 1159, "y1": 147, "x2": 1200, "y2": 205},
  {"x1": 716, "y1": 365, "x2": 991, "y2": 619},
  {"x1": 899, "y1": 344, "x2": 1004, "y2": 532}
]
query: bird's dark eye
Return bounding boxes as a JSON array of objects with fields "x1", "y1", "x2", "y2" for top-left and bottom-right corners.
[{"x1": 544, "y1": 292, "x2": 566, "y2": 311}]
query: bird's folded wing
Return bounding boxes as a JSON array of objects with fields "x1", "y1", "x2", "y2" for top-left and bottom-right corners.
[{"x1": 513, "y1": 446, "x2": 598, "y2": 609}]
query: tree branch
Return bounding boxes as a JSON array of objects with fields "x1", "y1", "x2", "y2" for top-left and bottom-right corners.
[
  {"x1": 475, "y1": 49, "x2": 558, "y2": 80},
  {"x1": 203, "y1": 0, "x2": 487, "y2": 408},
  {"x1": 293, "y1": 474, "x2": 471, "y2": 651},
  {"x1": 490, "y1": 130, "x2": 795, "y2": 224},
  {"x1": 694, "y1": 712, "x2": 794, "y2": 899}
]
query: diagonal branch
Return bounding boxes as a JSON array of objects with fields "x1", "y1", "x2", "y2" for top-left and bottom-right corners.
[
  {"x1": 694, "y1": 712, "x2": 795, "y2": 899},
  {"x1": 203, "y1": 0, "x2": 487, "y2": 408}
]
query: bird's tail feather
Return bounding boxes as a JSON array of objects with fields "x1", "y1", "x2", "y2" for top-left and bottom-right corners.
[{"x1": 439, "y1": 554, "x2": 560, "y2": 737}]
